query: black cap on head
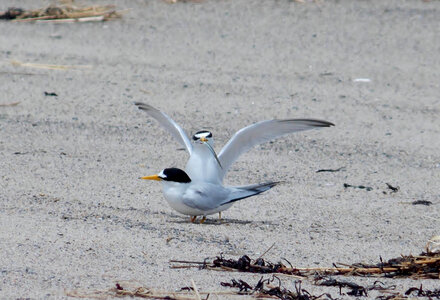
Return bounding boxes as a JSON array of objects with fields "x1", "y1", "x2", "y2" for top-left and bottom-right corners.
[
  {"x1": 160, "y1": 168, "x2": 191, "y2": 183},
  {"x1": 192, "y1": 130, "x2": 212, "y2": 141}
]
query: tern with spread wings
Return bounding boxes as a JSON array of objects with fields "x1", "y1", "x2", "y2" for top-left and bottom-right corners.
[{"x1": 135, "y1": 102, "x2": 334, "y2": 222}]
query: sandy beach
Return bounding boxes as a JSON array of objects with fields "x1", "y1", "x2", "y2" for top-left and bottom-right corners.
[{"x1": 1, "y1": 0, "x2": 439, "y2": 298}]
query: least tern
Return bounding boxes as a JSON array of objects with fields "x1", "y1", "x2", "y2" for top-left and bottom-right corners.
[
  {"x1": 141, "y1": 167, "x2": 279, "y2": 223},
  {"x1": 135, "y1": 102, "x2": 334, "y2": 185},
  {"x1": 135, "y1": 102, "x2": 334, "y2": 222}
]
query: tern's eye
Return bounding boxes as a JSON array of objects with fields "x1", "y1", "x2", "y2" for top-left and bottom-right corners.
[
  {"x1": 206, "y1": 132, "x2": 212, "y2": 138},
  {"x1": 192, "y1": 135, "x2": 198, "y2": 141}
]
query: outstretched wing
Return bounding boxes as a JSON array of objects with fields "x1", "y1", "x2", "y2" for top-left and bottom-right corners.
[
  {"x1": 218, "y1": 119, "x2": 334, "y2": 178},
  {"x1": 135, "y1": 102, "x2": 193, "y2": 155}
]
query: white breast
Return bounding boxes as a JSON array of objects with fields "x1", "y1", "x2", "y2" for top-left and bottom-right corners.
[
  {"x1": 185, "y1": 144, "x2": 222, "y2": 184},
  {"x1": 160, "y1": 181, "x2": 234, "y2": 216},
  {"x1": 161, "y1": 182, "x2": 202, "y2": 215}
]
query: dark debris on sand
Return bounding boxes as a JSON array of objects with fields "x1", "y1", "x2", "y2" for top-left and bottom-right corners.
[
  {"x1": 221, "y1": 276, "x2": 335, "y2": 300},
  {"x1": 173, "y1": 250, "x2": 440, "y2": 279}
]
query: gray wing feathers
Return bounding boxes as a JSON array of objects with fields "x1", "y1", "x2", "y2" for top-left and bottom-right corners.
[
  {"x1": 222, "y1": 181, "x2": 280, "y2": 205},
  {"x1": 135, "y1": 102, "x2": 193, "y2": 155},
  {"x1": 218, "y1": 119, "x2": 334, "y2": 178},
  {"x1": 182, "y1": 181, "x2": 279, "y2": 210},
  {"x1": 182, "y1": 184, "x2": 230, "y2": 210}
]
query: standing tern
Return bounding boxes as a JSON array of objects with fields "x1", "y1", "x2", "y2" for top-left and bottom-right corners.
[
  {"x1": 141, "y1": 167, "x2": 279, "y2": 223},
  {"x1": 135, "y1": 102, "x2": 334, "y2": 222}
]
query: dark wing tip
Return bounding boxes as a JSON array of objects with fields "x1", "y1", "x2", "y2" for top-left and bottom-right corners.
[
  {"x1": 262, "y1": 181, "x2": 280, "y2": 187},
  {"x1": 134, "y1": 102, "x2": 157, "y2": 112},
  {"x1": 318, "y1": 120, "x2": 335, "y2": 127},
  {"x1": 134, "y1": 101, "x2": 148, "y2": 107},
  {"x1": 248, "y1": 181, "x2": 282, "y2": 193},
  {"x1": 263, "y1": 181, "x2": 284, "y2": 189},
  {"x1": 280, "y1": 119, "x2": 335, "y2": 127}
]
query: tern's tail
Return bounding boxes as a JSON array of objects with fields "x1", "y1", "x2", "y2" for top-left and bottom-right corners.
[{"x1": 224, "y1": 181, "x2": 281, "y2": 204}]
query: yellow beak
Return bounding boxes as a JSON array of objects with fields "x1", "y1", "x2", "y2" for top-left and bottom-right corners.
[
  {"x1": 140, "y1": 174, "x2": 161, "y2": 181},
  {"x1": 200, "y1": 137, "x2": 208, "y2": 142}
]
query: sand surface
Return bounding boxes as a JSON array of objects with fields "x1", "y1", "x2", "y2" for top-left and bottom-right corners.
[{"x1": 1, "y1": 0, "x2": 439, "y2": 298}]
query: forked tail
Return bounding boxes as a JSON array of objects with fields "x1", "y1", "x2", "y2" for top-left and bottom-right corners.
[{"x1": 224, "y1": 181, "x2": 281, "y2": 204}]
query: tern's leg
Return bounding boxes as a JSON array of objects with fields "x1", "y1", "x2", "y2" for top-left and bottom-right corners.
[
  {"x1": 199, "y1": 216, "x2": 207, "y2": 224},
  {"x1": 190, "y1": 216, "x2": 197, "y2": 223},
  {"x1": 218, "y1": 212, "x2": 222, "y2": 220}
]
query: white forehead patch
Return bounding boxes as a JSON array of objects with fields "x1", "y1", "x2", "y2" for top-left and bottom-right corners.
[
  {"x1": 195, "y1": 132, "x2": 209, "y2": 138},
  {"x1": 158, "y1": 170, "x2": 166, "y2": 178},
  {"x1": 193, "y1": 131, "x2": 212, "y2": 140}
]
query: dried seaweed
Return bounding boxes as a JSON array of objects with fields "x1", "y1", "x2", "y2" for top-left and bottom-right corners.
[
  {"x1": 221, "y1": 276, "x2": 335, "y2": 300},
  {"x1": 220, "y1": 278, "x2": 440, "y2": 300},
  {"x1": 316, "y1": 277, "x2": 368, "y2": 296},
  {"x1": 316, "y1": 167, "x2": 345, "y2": 173},
  {"x1": 0, "y1": 8, "x2": 24, "y2": 20},
  {"x1": 0, "y1": 2, "x2": 123, "y2": 23},
  {"x1": 404, "y1": 285, "x2": 440, "y2": 298},
  {"x1": 314, "y1": 277, "x2": 398, "y2": 298},
  {"x1": 171, "y1": 254, "x2": 307, "y2": 277},
  {"x1": 68, "y1": 281, "x2": 253, "y2": 299},
  {"x1": 385, "y1": 183, "x2": 399, "y2": 193},
  {"x1": 69, "y1": 243, "x2": 440, "y2": 299},
  {"x1": 67, "y1": 278, "x2": 440, "y2": 300},
  {"x1": 343, "y1": 183, "x2": 373, "y2": 191},
  {"x1": 171, "y1": 250, "x2": 440, "y2": 279},
  {"x1": 412, "y1": 200, "x2": 433, "y2": 206}
]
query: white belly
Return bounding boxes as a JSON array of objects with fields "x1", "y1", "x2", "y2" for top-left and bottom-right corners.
[{"x1": 161, "y1": 182, "x2": 233, "y2": 216}]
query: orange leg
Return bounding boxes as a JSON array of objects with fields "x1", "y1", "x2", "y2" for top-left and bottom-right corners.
[
  {"x1": 190, "y1": 216, "x2": 197, "y2": 223},
  {"x1": 199, "y1": 216, "x2": 207, "y2": 224}
]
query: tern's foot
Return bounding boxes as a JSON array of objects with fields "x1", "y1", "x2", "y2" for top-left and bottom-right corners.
[
  {"x1": 199, "y1": 216, "x2": 207, "y2": 224},
  {"x1": 190, "y1": 216, "x2": 197, "y2": 223}
]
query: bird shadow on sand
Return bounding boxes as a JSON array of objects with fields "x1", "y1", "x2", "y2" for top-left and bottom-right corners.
[{"x1": 167, "y1": 214, "x2": 275, "y2": 226}]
